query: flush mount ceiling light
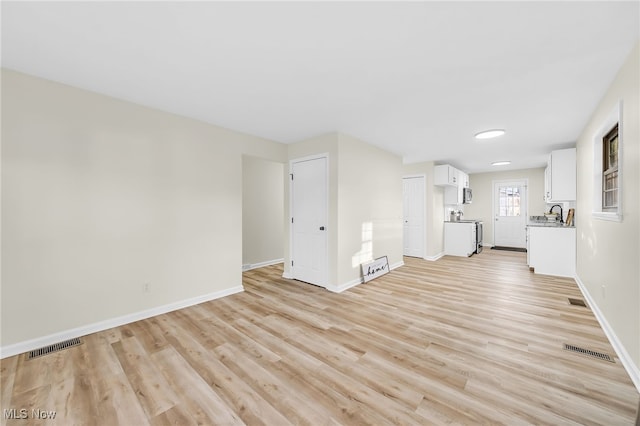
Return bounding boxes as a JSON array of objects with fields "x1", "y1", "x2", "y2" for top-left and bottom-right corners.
[
  {"x1": 475, "y1": 129, "x2": 506, "y2": 139},
  {"x1": 492, "y1": 161, "x2": 511, "y2": 166}
]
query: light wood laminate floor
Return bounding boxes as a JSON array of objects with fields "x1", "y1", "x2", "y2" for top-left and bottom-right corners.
[{"x1": 2, "y1": 250, "x2": 639, "y2": 425}]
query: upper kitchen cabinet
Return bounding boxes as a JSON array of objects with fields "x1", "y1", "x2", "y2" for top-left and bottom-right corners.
[
  {"x1": 545, "y1": 148, "x2": 576, "y2": 202},
  {"x1": 460, "y1": 170, "x2": 469, "y2": 188},
  {"x1": 454, "y1": 169, "x2": 470, "y2": 204},
  {"x1": 434, "y1": 164, "x2": 459, "y2": 186},
  {"x1": 435, "y1": 164, "x2": 469, "y2": 188},
  {"x1": 436, "y1": 164, "x2": 470, "y2": 205}
]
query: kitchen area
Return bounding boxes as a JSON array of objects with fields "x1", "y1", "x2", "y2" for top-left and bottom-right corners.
[
  {"x1": 437, "y1": 147, "x2": 577, "y2": 279},
  {"x1": 526, "y1": 148, "x2": 577, "y2": 278},
  {"x1": 435, "y1": 164, "x2": 484, "y2": 258}
]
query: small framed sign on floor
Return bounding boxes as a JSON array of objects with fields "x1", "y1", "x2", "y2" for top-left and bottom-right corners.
[{"x1": 362, "y1": 256, "x2": 389, "y2": 283}]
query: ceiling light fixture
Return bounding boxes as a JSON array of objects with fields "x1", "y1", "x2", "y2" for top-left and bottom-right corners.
[
  {"x1": 492, "y1": 161, "x2": 511, "y2": 166},
  {"x1": 475, "y1": 129, "x2": 506, "y2": 139}
]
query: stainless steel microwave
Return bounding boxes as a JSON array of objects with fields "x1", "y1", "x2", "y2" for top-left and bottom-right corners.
[{"x1": 463, "y1": 188, "x2": 472, "y2": 204}]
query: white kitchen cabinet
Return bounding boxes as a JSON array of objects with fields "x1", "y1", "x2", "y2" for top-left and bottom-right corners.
[
  {"x1": 434, "y1": 165, "x2": 458, "y2": 186},
  {"x1": 444, "y1": 186, "x2": 460, "y2": 205},
  {"x1": 437, "y1": 165, "x2": 469, "y2": 205},
  {"x1": 444, "y1": 222, "x2": 476, "y2": 257},
  {"x1": 544, "y1": 166, "x2": 551, "y2": 202},
  {"x1": 445, "y1": 169, "x2": 467, "y2": 205},
  {"x1": 528, "y1": 226, "x2": 576, "y2": 277},
  {"x1": 460, "y1": 171, "x2": 469, "y2": 188},
  {"x1": 526, "y1": 226, "x2": 530, "y2": 265},
  {"x1": 545, "y1": 148, "x2": 576, "y2": 201},
  {"x1": 457, "y1": 170, "x2": 469, "y2": 203}
]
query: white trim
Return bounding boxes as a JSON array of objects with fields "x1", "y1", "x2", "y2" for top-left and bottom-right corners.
[
  {"x1": 282, "y1": 271, "x2": 293, "y2": 279},
  {"x1": 326, "y1": 278, "x2": 363, "y2": 293},
  {"x1": 402, "y1": 174, "x2": 427, "y2": 260},
  {"x1": 424, "y1": 252, "x2": 444, "y2": 261},
  {"x1": 574, "y1": 275, "x2": 640, "y2": 393},
  {"x1": 591, "y1": 212, "x2": 623, "y2": 222},
  {"x1": 326, "y1": 260, "x2": 405, "y2": 293},
  {"x1": 289, "y1": 152, "x2": 330, "y2": 165},
  {"x1": 592, "y1": 101, "x2": 623, "y2": 221},
  {"x1": 391, "y1": 260, "x2": 405, "y2": 271},
  {"x1": 0, "y1": 286, "x2": 244, "y2": 359},
  {"x1": 491, "y1": 178, "x2": 529, "y2": 248},
  {"x1": 242, "y1": 258, "x2": 284, "y2": 271},
  {"x1": 289, "y1": 153, "x2": 330, "y2": 287}
]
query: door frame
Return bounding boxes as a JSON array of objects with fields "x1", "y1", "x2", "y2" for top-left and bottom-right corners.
[
  {"x1": 288, "y1": 153, "x2": 330, "y2": 287},
  {"x1": 402, "y1": 174, "x2": 426, "y2": 259},
  {"x1": 492, "y1": 178, "x2": 529, "y2": 248}
]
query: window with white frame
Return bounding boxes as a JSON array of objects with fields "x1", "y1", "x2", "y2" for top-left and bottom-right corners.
[
  {"x1": 602, "y1": 124, "x2": 618, "y2": 211},
  {"x1": 593, "y1": 102, "x2": 622, "y2": 221},
  {"x1": 498, "y1": 186, "x2": 521, "y2": 217}
]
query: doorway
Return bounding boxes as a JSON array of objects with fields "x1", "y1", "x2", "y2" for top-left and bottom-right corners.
[
  {"x1": 290, "y1": 155, "x2": 328, "y2": 287},
  {"x1": 493, "y1": 180, "x2": 528, "y2": 248},
  {"x1": 242, "y1": 156, "x2": 285, "y2": 271},
  {"x1": 403, "y1": 175, "x2": 425, "y2": 258}
]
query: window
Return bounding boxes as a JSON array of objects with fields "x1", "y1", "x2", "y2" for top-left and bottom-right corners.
[
  {"x1": 498, "y1": 186, "x2": 521, "y2": 217},
  {"x1": 592, "y1": 101, "x2": 622, "y2": 221},
  {"x1": 602, "y1": 124, "x2": 618, "y2": 211}
]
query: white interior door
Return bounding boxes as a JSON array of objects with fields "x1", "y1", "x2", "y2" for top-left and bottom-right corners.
[
  {"x1": 291, "y1": 156, "x2": 328, "y2": 286},
  {"x1": 493, "y1": 180, "x2": 527, "y2": 248},
  {"x1": 403, "y1": 176, "x2": 425, "y2": 258}
]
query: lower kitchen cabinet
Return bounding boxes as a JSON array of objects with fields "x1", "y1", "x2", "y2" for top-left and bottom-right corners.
[
  {"x1": 527, "y1": 226, "x2": 576, "y2": 278},
  {"x1": 444, "y1": 222, "x2": 477, "y2": 257}
]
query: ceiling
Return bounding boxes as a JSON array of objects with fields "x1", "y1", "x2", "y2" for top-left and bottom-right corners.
[{"x1": 2, "y1": 2, "x2": 638, "y2": 173}]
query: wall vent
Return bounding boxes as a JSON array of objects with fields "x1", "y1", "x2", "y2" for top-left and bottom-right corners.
[
  {"x1": 563, "y1": 343, "x2": 614, "y2": 363},
  {"x1": 28, "y1": 338, "x2": 83, "y2": 360}
]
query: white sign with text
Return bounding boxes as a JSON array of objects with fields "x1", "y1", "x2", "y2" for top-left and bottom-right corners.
[{"x1": 362, "y1": 256, "x2": 389, "y2": 283}]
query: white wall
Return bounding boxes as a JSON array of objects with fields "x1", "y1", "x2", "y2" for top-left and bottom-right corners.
[
  {"x1": 336, "y1": 133, "x2": 403, "y2": 287},
  {"x1": 242, "y1": 156, "x2": 285, "y2": 268},
  {"x1": 1, "y1": 70, "x2": 284, "y2": 352},
  {"x1": 284, "y1": 132, "x2": 403, "y2": 290},
  {"x1": 575, "y1": 43, "x2": 639, "y2": 386},
  {"x1": 464, "y1": 168, "x2": 546, "y2": 246},
  {"x1": 403, "y1": 161, "x2": 445, "y2": 259}
]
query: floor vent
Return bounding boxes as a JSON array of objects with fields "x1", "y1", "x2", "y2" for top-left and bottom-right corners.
[
  {"x1": 563, "y1": 343, "x2": 614, "y2": 363},
  {"x1": 28, "y1": 338, "x2": 83, "y2": 360},
  {"x1": 491, "y1": 246, "x2": 527, "y2": 252},
  {"x1": 568, "y1": 298, "x2": 587, "y2": 307}
]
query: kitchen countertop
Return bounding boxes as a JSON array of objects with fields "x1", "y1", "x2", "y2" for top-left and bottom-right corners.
[{"x1": 527, "y1": 222, "x2": 575, "y2": 228}]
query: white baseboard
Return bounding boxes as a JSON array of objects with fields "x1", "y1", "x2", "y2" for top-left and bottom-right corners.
[
  {"x1": 574, "y1": 274, "x2": 640, "y2": 392},
  {"x1": 0, "y1": 285, "x2": 244, "y2": 360},
  {"x1": 326, "y1": 279, "x2": 361, "y2": 293},
  {"x1": 242, "y1": 258, "x2": 284, "y2": 272},
  {"x1": 424, "y1": 252, "x2": 444, "y2": 261},
  {"x1": 390, "y1": 260, "x2": 404, "y2": 271},
  {"x1": 326, "y1": 260, "x2": 405, "y2": 293}
]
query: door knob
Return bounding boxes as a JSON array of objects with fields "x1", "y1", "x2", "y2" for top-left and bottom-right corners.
[{"x1": 319, "y1": 226, "x2": 325, "y2": 231}]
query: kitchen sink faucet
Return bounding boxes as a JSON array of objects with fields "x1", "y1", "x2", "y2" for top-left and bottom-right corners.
[{"x1": 549, "y1": 204, "x2": 564, "y2": 224}]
